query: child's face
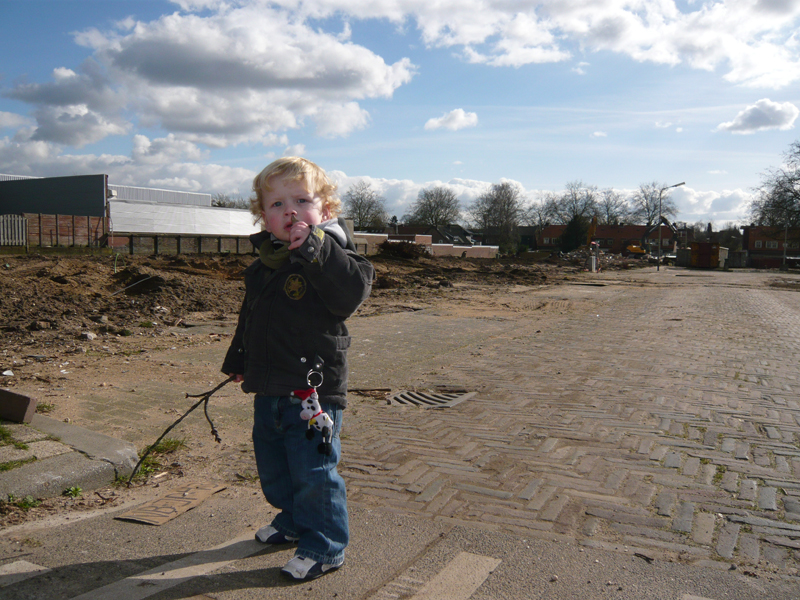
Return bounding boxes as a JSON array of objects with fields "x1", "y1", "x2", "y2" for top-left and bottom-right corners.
[{"x1": 261, "y1": 175, "x2": 331, "y2": 243}]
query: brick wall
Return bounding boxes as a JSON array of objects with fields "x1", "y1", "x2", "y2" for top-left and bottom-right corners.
[
  {"x1": 108, "y1": 233, "x2": 255, "y2": 255},
  {"x1": 23, "y1": 213, "x2": 107, "y2": 247}
]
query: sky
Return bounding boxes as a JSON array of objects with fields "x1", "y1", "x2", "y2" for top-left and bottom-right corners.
[{"x1": 1, "y1": 0, "x2": 800, "y2": 228}]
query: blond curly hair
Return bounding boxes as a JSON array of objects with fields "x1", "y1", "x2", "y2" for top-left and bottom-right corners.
[{"x1": 250, "y1": 156, "x2": 341, "y2": 225}]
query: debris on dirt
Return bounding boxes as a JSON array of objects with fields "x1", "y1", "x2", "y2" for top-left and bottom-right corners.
[
  {"x1": 0, "y1": 252, "x2": 649, "y2": 359},
  {"x1": 770, "y1": 277, "x2": 800, "y2": 291}
]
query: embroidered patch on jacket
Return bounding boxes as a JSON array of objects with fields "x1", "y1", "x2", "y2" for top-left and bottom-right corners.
[{"x1": 284, "y1": 274, "x2": 307, "y2": 300}]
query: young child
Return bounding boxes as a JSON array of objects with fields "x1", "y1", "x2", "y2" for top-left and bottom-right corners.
[{"x1": 222, "y1": 157, "x2": 373, "y2": 581}]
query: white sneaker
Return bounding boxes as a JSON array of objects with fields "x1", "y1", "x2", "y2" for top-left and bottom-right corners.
[
  {"x1": 254, "y1": 525, "x2": 299, "y2": 545},
  {"x1": 281, "y1": 555, "x2": 343, "y2": 581}
]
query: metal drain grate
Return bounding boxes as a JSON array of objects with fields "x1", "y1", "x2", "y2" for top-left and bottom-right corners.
[{"x1": 387, "y1": 389, "x2": 476, "y2": 408}]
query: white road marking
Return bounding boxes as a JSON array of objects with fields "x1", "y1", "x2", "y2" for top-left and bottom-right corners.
[
  {"x1": 408, "y1": 552, "x2": 501, "y2": 600},
  {"x1": 681, "y1": 595, "x2": 718, "y2": 600},
  {"x1": 69, "y1": 532, "x2": 262, "y2": 600},
  {"x1": 0, "y1": 560, "x2": 51, "y2": 587}
]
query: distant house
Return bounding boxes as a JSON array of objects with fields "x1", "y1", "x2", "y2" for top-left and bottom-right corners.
[
  {"x1": 467, "y1": 225, "x2": 538, "y2": 250},
  {"x1": 537, "y1": 223, "x2": 692, "y2": 253},
  {"x1": 741, "y1": 226, "x2": 800, "y2": 268}
]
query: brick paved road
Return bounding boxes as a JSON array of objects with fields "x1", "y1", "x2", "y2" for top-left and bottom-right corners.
[{"x1": 343, "y1": 268, "x2": 800, "y2": 574}]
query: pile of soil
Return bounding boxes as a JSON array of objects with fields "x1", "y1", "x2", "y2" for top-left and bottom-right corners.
[
  {"x1": 0, "y1": 251, "x2": 645, "y2": 357},
  {"x1": 0, "y1": 254, "x2": 248, "y2": 357}
]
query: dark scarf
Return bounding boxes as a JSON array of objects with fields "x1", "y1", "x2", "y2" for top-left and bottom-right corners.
[{"x1": 258, "y1": 240, "x2": 290, "y2": 269}]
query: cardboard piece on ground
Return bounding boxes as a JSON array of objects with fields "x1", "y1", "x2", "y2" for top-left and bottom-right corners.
[{"x1": 115, "y1": 482, "x2": 226, "y2": 525}]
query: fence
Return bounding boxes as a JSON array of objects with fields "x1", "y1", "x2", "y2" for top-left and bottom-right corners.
[
  {"x1": 0, "y1": 215, "x2": 27, "y2": 246},
  {"x1": 26, "y1": 213, "x2": 108, "y2": 247},
  {"x1": 108, "y1": 233, "x2": 255, "y2": 255}
]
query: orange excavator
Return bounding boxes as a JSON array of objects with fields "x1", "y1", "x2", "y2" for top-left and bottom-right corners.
[
  {"x1": 586, "y1": 215, "x2": 597, "y2": 247},
  {"x1": 623, "y1": 216, "x2": 678, "y2": 256}
]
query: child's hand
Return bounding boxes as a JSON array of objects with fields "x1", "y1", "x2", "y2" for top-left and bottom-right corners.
[
  {"x1": 288, "y1": 220, "x2": 311, "y2": 250},
  {"x1": 228, "y1": 373, "x2": 244, "y2": 382}
]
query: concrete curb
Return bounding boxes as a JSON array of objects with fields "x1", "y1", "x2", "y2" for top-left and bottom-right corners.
[
  {"x1": 0, "y1": 452, "x2": 117, "y2": 500},
  {"x1": 29, "y1": 415, "x2": 138, "y2": 474},
  {"x1": 0, "y1": 415, "x2": 138, "y2": 500}
]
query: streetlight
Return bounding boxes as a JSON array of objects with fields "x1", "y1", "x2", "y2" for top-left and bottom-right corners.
[{"x1": 657, "y1": 181, "x2": 685, "y2": 271}]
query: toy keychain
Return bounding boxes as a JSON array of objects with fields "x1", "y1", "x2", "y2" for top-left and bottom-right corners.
[{"x1": 291, "y1": 368, "x2": 334, "y2": 455}]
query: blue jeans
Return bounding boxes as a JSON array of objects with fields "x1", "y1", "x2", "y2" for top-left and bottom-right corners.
[{"x1": 252, "y1": 395, "x2": 348, "y2": 564}]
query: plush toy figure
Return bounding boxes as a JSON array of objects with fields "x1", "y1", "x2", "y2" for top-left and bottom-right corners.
[{"x1": 292, "y1": 388, "x2": 334, "y2": 455}]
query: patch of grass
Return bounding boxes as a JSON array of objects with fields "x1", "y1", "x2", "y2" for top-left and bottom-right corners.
[
  {"x1": 3, "y1": 494, "x2": 41, "y2": 510},
  {"x1": 123, "y1": 437, "x2": 187, "y2": 484},
  {"x1": 700, "y1": 458, "x2": 711, "y2": 465},
  {"x1": 713, "y1": 465, "x2": 727, "y2": 485},
  {"x1": 16, "y1": 495, "x2": 41, "y2": 510},
  {"x1": 0, "y1": 425, "x2": 14, "y2": 445},
  {"x1": 0, "y1": 425, "x2": 28, "y2": 450},
  {"x1": 138, "y1": 321, "x2": 155, "y2": 328},
  {"x1": 148, "y1": 437, "x2": 187, "y2": 455},
  {"x1": 35, "y1": 402, "x2": 55, "y2": 414},
  {"x1": 0, "y1": 457, "x2": 37, "y2": 472},
  {"x1": 63, "y1": 486, "x2": 82, "y2": 498}
]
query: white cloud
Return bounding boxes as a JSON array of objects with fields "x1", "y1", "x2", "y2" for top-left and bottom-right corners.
[
  {"x1": 132, "y1": 134, "x2": 207, "y2": 164},
  {"x1": 425, "y1": 109, "x2": 478, "y2": 131},
  {"x1": 31, "y1": 104, "x2": 129, "y2": 147},
  {"x1": 53, "y1": 67, "x2": 78, "y2": 81},
  {"x1": 311, "y1": 103, "x2": 370, "y2": 138},
  {"x1": 572, "y1": 62, "x2": 590, "y2": 75},
  {"x1": 0, "y1": 111, "x2": 31, "y2": 129},
  {"x1": 9, "y1": 3, "x2": 415, "y2": 148},
  {"x1": 283, "y1": 143, "x2": 306, "y2": 156},
  {"x1": 592, "y1": 131, "x2": 607, "y2": 137},
  {"x1": 280, "y1": 0, "x2": 800, "y2": 87},
  {"x1": 6, "y1": 60, "x2": 129, "y2": 146},
  {"x1": 672, "y1": 186, "x2": 752, "y2": 225},
  {"x1": 709, "y1": 169, "x2": 728, "y2": 175},
  {"x1": 716, "y1": 98, "x2": 799, "y2": 134},
  {"x1": 7, "y1": 1, "x2": 800, "y2": 154},
  {"x1": 0, "y1": 136, "x2": 254, "y2": 196}
]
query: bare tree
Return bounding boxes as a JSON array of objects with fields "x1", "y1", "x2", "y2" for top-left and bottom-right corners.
[
  {"x1": 523, "y1": 193, "x2": 551, "y2": 229},
  {"x1": 630, "y1": 182, "x2": 678, "y2": 226},
  {"x1": 342, "y1": 181, "x2": 388, "y2": 230},
  {"x1": 546, "y1": 181, "x2": 599, "y2": 224},
  {"x1": 749, "y1": 140, "x2": 800, "y2": 228},
  {"x1": 468, "y1": 182, "x2": 524, "y2": 253},
  {"x1": 597, "y1": 189, "x2": 630, "y2": 225},
  {"x1": 212, "y1": 193, "x2": 249, "y2": 209},
  {"x1": 407, "y1": 186, "x2": 461, "y2": 228}
]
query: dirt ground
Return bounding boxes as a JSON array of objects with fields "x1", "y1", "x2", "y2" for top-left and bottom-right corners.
[
  {"x1": 0, "y1": 248, "x2": 648, "y2": 527},
  {"x1": 0, "y1": 248, "x2": 649, "y2": 354}
]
